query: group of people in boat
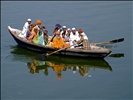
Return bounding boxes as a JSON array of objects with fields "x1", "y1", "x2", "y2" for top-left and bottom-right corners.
[
  {"x1": 18, "y1": 18, "x2": 91, "y2": 50},
  {"x1": 19, "y1": 19, "x2": 49, "y2": 46}
]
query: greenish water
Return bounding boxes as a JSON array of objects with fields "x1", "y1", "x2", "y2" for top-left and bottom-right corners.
[{"x1": 1, "y1": 1, "x2": 132, "y2": 100}]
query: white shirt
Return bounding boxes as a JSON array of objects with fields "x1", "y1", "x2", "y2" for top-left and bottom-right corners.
[
  {"x1": 60, "y1": 30, "x2": 68, "y2": 37},
  {"x1": 69, "y1": 31, "x2": 80, "y2": 48},
  {"x1": 80, "y1": 32, "x2": 88, "y2": 40},
  {"x1": 19, "y1": 22, "x2": 30, "y2": 38},
  {"x1": 70, "y1": 31, "x2": 80, "y2": 41}
]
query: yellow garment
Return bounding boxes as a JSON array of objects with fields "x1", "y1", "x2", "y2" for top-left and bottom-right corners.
[
  {"x1": 50, "y1": 63, "x2": 65, "y2": 73},
  {"x1": 31, "y1": 25, "x2": 39, "y2": 34},
  {"x1": 51, "y1": 37, "x2": 65, "y2": 49},
  {"x1": 32, "y1": 33, "x2": 39, "y2": 44}
]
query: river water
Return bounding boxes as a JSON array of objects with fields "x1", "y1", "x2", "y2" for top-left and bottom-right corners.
[{"x1": 1, "y1": 1, "x2": 132, "y2": 100}]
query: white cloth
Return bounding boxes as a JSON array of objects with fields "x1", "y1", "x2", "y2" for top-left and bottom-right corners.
[
  {"x1": 60, "y1": 30, "x2": 68, "y2": 37},
  {"x1": 65, "y1": 35, "x2": 70, "y2": 44},
  {"x1": 18, "y1": 22, "x2": 30, "y2": 38},
  {"x1": 80, "y1": 32, "x2": 88, "y2": 40},
  {"x1": 69, "y1": 31, "x2": 80, "y2": 48}
]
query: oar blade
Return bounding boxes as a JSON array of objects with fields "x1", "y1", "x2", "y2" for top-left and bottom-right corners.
[
  {"x1": 110, "y1": 38, "x2": 124, "y2": 43},
  {"x1": 35, "y1": 54, "x2": 48, "y2": 60},
  {"x1": 118, "y1": 38, "x2": 124, "y2": 42},
  {"x1": 109, "y1": 53, "x2": 124, "y2": 58}
]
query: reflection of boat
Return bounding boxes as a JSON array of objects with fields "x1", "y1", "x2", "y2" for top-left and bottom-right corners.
[
  {"x1": 10, "y1": 45, "x2": 112, "y2": 80},
  {"x1": 27, "y1": 58, "x2": 112, "y2": 80},
  {"x1": 8, "y1": 26, "x2": 112, "y2": 58}
]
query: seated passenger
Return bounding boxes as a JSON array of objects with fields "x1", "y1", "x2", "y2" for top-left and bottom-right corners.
[
  {"x1": 26, "y1": 24, "x2": 35, "y2": 39},
  {"x1": 60, "y1": 26, "x2": 67, "y2": 36},
  {"x1": 61, "y1": 33, "x2": 70, "y2": 47},
  {"x1": 31, "y1": 19, "x2": 42, "y2": 35},
  {"x1": 65, "y1": 28, "x2": 71, "y2": 44},
  {"x1": 27, "y1": 28, "x2": 39, "y2": 44},
  {"x1": 62, "y1": 33, "x2": 66, "y2": 42},
  {"x1": 43, "y1": 30, "x2": 49, "y2": 45},
  {"x1": 51, "y1": 31, "x2": 70, "y2": 49},
  {"x1": 69, "y1": 28, "x2": 80, "y2": 48},
  {"x1": 38, "y1": 26, "x2": 46, "y2": 45},
  {"x1": 19, "y1": 18, "x2": 32, "y2": 38},
  {"x1": 52, "y1": 24, "x2": 62, "y2": 35},
  {"x1": 77, "y1": 29, "x2": 91, "y2": 50},
  {"x1": 48, "y1": 28, "x2": 59, "y2": 45}
]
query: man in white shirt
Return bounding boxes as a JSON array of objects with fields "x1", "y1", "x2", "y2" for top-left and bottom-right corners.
[
  {"x1": 19, "y1": 18, "x2": 32, "y2": 38},
  {"x1": 65, "y1": 28, "x2": 71, "y2": 44},
  {"x1": 69, "y1": 27, "x2": 80, "y2": 48},
  {"x1": 60, "y1": 26, "x2": 67, "y2": 36}
]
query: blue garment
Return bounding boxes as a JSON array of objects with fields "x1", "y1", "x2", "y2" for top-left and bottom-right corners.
[{"x1": 38, "y1": 31, "x2": 45, "y2": 45}]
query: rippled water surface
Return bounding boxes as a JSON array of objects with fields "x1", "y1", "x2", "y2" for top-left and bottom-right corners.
[{"x1": 1, "y1": 1, "x2": 132, "y2": 100}]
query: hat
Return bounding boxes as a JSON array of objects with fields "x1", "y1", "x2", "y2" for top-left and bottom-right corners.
[
  {"x1": 72, "y1": 28, "x2": 76, "y2": 30},
  {"x1": 44, "y1": 29, "x2": 48, "y2": 32},
  {"x1": 27, "y1": 18, "x2": 31, "y2": 21},
  {"x1": 55, "y1": 24, "x2": 61, "y2": 27},
  {"x1": 36, "y1": 20, "x2": 42, "y2": 25},
  {"x1": 62, "y1": 26, "x2": 66, "y2": 28},
  {"x1": 67, "y1": 28, "x2": 71, "y2": 31},
  {"x1": 78, "y1": 29, "x2": 83, "y2": 33}
]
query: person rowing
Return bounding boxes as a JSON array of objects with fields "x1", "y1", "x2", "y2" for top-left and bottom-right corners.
[
  {"x1": 77, "y1": 29, "x2": 91, "y2": 50},
  {"x1": 49, "y1": 24, "x2": 62, "y2": 44}
]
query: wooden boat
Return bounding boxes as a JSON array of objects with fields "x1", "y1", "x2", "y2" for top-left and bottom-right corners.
[{"x1": 8, "y1": 26, "x2": 112, "y2": 58}]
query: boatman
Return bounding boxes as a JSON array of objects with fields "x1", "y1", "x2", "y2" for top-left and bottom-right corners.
[
  {"x1": 19, "y1": 18, "x2": 32, "y2": 38},
  {"x1": 77, "y1": 29, "x2": 91, "y2": 50}
]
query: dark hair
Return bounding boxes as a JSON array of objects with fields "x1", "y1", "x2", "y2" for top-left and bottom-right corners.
[
  {"x1": 62, "y1": 33, "x2": 65, "y2": 35},
  {"x1": 41, "y1": 26, "x2": 45, "y2": 29},
  {"x1": 55, "y1": 27, "x2": 59, "y2": 31},
  {"x1": 30, "y1": 24, "x2": 35, "y2": 27}
]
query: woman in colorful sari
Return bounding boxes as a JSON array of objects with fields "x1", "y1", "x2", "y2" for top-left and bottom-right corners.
[
  {"x1": 27, "y1": 28, "x2": 39, "y2": 44},
  {"x1": 43, "y1": 30, "x2": 49, "y2": 45},
  {"x1": 38, "y1": 26, "x2": 45, "y2": 45},
  {"x1": 51, "y1": 31, "x2": 70, "y2": 49}
]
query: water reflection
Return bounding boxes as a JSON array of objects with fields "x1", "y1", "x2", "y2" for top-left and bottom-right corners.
[
  {"x1": 10, "y1": 45, "x2": 113, "y2": 80},
  {"x1": 27, "y1": 58, "x2": 112, "y2": 80}
]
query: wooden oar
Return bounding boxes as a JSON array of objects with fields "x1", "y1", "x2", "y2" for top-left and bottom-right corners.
[
  {"x1": 93, "y1": 38, "x2": 124, "y2": 45},
  {"x1": 109, "y1": 53, "x2": 124, "y2": 58},
  {"x1": 47, "y1": 34, "x2": 56, "y2": 45}
]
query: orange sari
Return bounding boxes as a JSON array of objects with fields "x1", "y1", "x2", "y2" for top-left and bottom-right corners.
[{"x1": 51, "y1": 37, "x2": 70, "y2": 49}]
